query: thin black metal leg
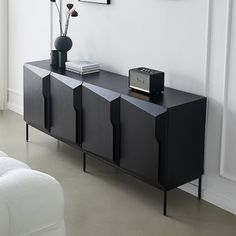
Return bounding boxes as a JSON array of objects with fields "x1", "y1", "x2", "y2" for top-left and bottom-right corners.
[
  {"x1": 198, "y1": 176, "x2": 202, "y2": 200},
  {"x1": 163, "y1": 190, "x2": 167, "y2": 216},
  {"x1": 26, "y1": 124, "x2": 29, "y2": 142},
  {"x1": 83, "y1": 152, "x2": 86, "y2": 172}
]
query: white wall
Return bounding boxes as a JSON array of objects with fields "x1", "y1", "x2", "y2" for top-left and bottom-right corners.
[
  {"x1": 8, "y1": 0, "x2": 51, "y2": 114},
  {"x1": 8, "y1": 0, "x2": 236, "y2": 214},
  {"x1": 63, "y1": 0, "x2": 209, "y2": 96},
  {"x1": 220, "y1": 0, "x2": 236, "y2": 182},
  {"x1": 0, "y1": 0, "x2": 8, "y2": 110},
  {"x1": 202, "y1": 0, "x2": 236, "y2": 214}
]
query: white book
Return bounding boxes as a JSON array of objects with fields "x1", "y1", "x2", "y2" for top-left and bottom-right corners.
[
  {"x1": 66, "y1": 64, "x2": 99, "y2": 73},
  {"x1": 66, "y1": 67, "x2": 100, "y2": 75},
  {"x1": 66, "y1": 61, "x2": 100, "y2": 71}
]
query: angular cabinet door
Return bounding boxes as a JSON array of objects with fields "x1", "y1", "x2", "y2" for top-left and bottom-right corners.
[
  {"x1": 119, "y1": 95, "x2": 167, "y2": 185},
  {"x1": 50, "y1": 73, "x2": 82, "y2": 145},
  {"x1": 24, "y1": 64, "x2": 50, "y2": 131},
  {"x1": 82, "y1": 83, "x2": 120, "y2": 162}
]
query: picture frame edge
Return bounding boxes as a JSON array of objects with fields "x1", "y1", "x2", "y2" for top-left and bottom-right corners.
[{"x1": 78, "y1": 0, "x2": 110, "y2": 5}]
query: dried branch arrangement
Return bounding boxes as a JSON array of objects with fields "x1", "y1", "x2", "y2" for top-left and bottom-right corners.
[{"x1": 50, "y1": 0, "x2": 78, "y2": 36}]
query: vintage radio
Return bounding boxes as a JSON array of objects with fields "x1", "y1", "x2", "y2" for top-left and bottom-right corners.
[{"x1": 129, "y1": 67, "x2": 164, "y2": 95}]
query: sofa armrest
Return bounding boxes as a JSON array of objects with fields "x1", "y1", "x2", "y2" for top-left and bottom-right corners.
[
  {"x1": 0, "y1": 169, "x2": 65, "y2": 236},
  {"x1": 0, "y1": 198, "x2": 10, "y2": 236}
]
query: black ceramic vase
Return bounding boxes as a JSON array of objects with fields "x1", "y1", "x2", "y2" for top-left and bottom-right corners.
[{"x1": 55, "y1": 36, "x2": 73, "y2": 69}]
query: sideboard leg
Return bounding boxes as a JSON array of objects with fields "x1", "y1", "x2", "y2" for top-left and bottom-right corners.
[
  {"x1": 83, "y1": 152, "x2": 86, "y2": 173},
  {"x1": 163, "y1": 190, "x2": 168, "y2": 216},
  {"x1": 198, "y1": 176, "x2": 202, "y2": 200},
  {"x1": 26, "y1": 124, "x2": 29, "y2": 142}
]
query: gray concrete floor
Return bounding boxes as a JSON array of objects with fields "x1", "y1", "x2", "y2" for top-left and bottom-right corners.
[{"x1": 0, "y1": 110, "x2": 236, "y2": 236}]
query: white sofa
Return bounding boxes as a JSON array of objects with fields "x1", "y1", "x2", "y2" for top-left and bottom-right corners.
[{"x1": 0, "y1": 151, "x2": 65, "y2": 236}]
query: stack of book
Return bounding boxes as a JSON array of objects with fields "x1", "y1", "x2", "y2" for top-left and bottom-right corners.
[{"x1": 66, "y1": 61, "x2": 100, "y2": 75}]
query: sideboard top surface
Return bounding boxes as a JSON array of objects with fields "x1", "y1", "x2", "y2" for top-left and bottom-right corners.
[{"x1": 26, "y1": 60, "x2": 206, "y2": 109}]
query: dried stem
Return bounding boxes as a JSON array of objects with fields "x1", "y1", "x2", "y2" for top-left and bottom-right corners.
[
  {"x1": 53, "y1": 0, "x2": 77, "y2": 37},
  {"x1": 54, "y1": 2, "x2": 63, "y2": 36},
  {"x1": 64, "y1": 10, "x2": 71, "y2": 36}
]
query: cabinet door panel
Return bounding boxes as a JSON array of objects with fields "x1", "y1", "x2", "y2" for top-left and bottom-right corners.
[
  {"x1": 24, "y1": 64, "x2": 50, "y2": 131},
  {"x1": 50, "y1": 73, "x2": 82, "y2": 145},
  {"x1": 119, "y1": 95, "x2": 167, "y2": 184},
  {"x1": 82, "y1": 83, "x2": 120, "y2": 162}
]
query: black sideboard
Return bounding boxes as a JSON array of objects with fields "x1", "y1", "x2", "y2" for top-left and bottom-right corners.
[{"x1": 24, "y1": 60, "x2": 207, "y2": 216}]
